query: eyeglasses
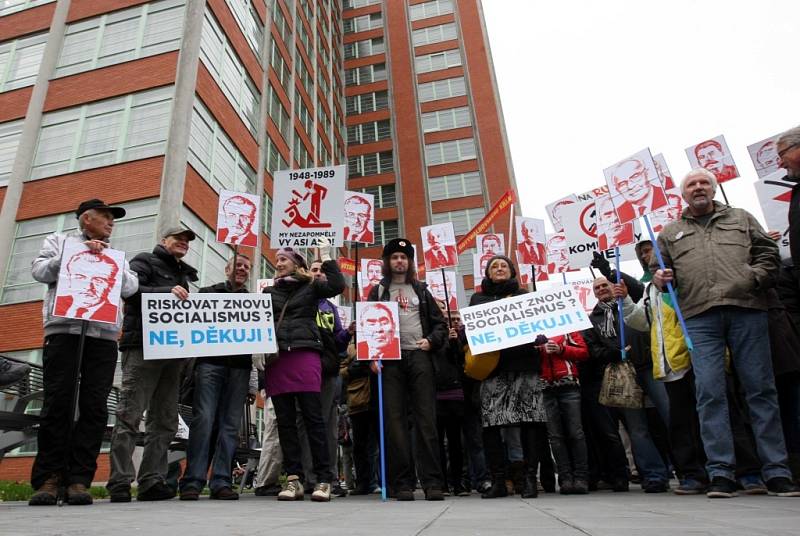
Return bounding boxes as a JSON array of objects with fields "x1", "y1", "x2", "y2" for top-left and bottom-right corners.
[{"x1": 778, "y1": 143, "x2": 800, "y2": 160}]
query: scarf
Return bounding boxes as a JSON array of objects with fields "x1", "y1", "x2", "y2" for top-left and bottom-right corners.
[
  {"x1": 274, "y1": 271, "x2": 311, "y2": 287},
  {"x1": 597, "y1": 299, "x2": 617, "y2": 338},
  {"x1": 480, "y1": 277, "x2": 519, "y2": 297}
]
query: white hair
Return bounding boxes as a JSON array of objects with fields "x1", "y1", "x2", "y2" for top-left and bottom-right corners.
[
  {"x1": 680, "y1": 168, "x2": 717, "y2": 193},
  {"x1": 777, "y1": 125, "x2": 800, "y2": 149}
]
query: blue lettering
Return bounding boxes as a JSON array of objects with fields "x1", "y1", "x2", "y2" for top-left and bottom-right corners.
[
  {"x1": 505, "y1": 326, "x2": 519, "y2": 338},
  {"x1": 191, "y1": 331, "x2": 204, "y2": 343}
]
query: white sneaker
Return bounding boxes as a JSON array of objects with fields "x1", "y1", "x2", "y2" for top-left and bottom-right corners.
[
  {"x1": 278, "y1": 476, "x2": 304, "y2": 501},
  {"x1": 311, "y1": 482, "x2": 331, "y2": 502}
]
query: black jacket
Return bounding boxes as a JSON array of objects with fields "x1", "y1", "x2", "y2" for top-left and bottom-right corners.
[
  {"x1": 790, "y1": 184, "x2": 800, "y2": 269},
  {"x1": 367, "y1": 277, "x2": 448, "y2": 352},
  {"x1": 581, "y1": 301, "x2": 650, "y2": 382},
  {"x1": 263, "y1": 260, "x2": 345, "y2": 352},
  {"x1": 434, "y1": 335, "x2": 465, "y2": 392},
  {"x1": 195, "y1": 281, "x2": 252, "y2": 369},
  {"x1": 469, "y1": 286, "x2": 540, "y2": 376},
  {"x1": 121, "y1": 245, "x2": 199, "y2": 350}
]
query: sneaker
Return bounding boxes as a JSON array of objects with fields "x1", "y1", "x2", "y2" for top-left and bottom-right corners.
[
  {"x1": 477, "y1": 480, "x2": 492, "y2": 494},
  {"x1": 674, "y1": 479, "x2": 706, "y2": 495},
  {"x1": 28, "y1": 475, "x2": 59, "y2": 506},
  {"x1": 766, "y1": 477, "x2": 800, "y2": 497},
  {"x1": 331, "y1": 484, "x2": 347, "y2": 497},
  {"x1": 706, "y1": 476, "x2": 738, "y2": 498},
  {"x1": 642, "y1": 480, "x2": 669, "y2": 493},
  {"x1": 452, "y1": 485, "x2": 470, "y2": 497},
  {"x1": 395, "y1": 487, "x2": 415, "y2": 501},
  {"x1": 738, "y1": 475, "x2": 768, "y2": 495},
  {"x1": 210, "y1": 487, "x2": 239, "y2": 500},
  {"x1": 278, "y1": 476, "x2": 304, "y2": 501},
  {"x1": 109, "y1": 487, "x2": 131, "y2": 503},
  {"x1": 348, "y1": 485, "x2": 371, "y2": 496},
  {"x1": 311, "y1": 483, "x2": 331, "y2": 502},
  {"x1": 66, "y1": 483, "x2": 93, "y2": 505},
  {"x1": 137, "y1": 482, "x2": 176, "y2": 501},
  {"x1": 0, "y1": 357, "x2": 30, "y2": 389},
  {"x1": 572, "y1": 479, "x2": 589, "y2": 495},
  {"x1": 179, "y1": 488, "x2": 200, "y2": 501}
]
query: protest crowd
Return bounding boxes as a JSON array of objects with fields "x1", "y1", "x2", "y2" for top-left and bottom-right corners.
[{"x1": 7, "y1": 124, "x2": 800, "y2": 508}]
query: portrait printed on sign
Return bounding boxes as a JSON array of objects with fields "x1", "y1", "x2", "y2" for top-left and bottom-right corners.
[
  {"x1": 53, "y1": 239, "x2": 126, "y2": 324},
  {"x1": 421, "y1": 222, "x2": 458, "y2": 271},
  {"x1": 595, "y1": 193, "x2": 635, "y2": 250},
  {"x1": 356, "y1": 302, "x2": 401, "y2": 360},
  {"x1": 515, "y1": 217, "x2": 547, "y2": 265},
  {"x1": 604, "y1": 148, "x2": 668, "y2": 224},
  {"x1": 426, "y1": 270, "x2": 458, "y2": 312},
  {"x1": 685, "y1": 135, "x2": 739, "y2": 183},
  {"x1": 359, "y1": 258, "x2": 383, "y2": 301},
  {"x1": 256, "y1": 278, "x2": 273, "y2": 293},
  {"x1": 747, "y1": 135, "x2": 782, "y2": 180},
  {"x1": 337, "y1": 305, "x2": 352, "y2": 330},
  {"x1": 476, "y1": 233, "x2": 505, "y2": 275},
  {"x1": 217, "y1": 190, "x2": 261, "y2": 248},
  {"x1": 652, "y1": 153, "x2": 675, "y2": 190},
  {"x1": 343, "y1": 191, "x2": 374, "y2": 244},
  {"x1": 545, "y1": 232, "x2": 570, "y2": 274},
  {"x1": 518, "y1": 263, "x2": 548, "y2": 285},
  {"x1": 270, "y1": 165, "x2": 346, "y2": 247},
  {"x1": 648, "y1": 189, "x2": 684, "y2": 233},
  {"x1": 545, "y1": 195, "x2": 578, "y2": 234}
]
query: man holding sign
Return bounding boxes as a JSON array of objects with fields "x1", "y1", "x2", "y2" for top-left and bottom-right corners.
[{"x1": 29, "y1": 199, "x2": 138, "y2": 506}]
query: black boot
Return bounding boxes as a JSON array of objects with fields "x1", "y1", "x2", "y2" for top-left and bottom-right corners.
[
  {"x1": 521, "y1": 466, "x2": 538, "y2": 498},
  {"x1": 481, "y1": 472, "x2": 508, "y2": 499}
]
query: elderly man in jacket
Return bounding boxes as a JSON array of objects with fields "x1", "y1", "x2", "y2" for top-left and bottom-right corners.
[
  {"x1": 106, "y1": 226, "x2": 198, "y2": 502},
  {"x1": 29, "y1": 199, "x2": 138, "y2": 506},
  {"x1": 653, "y1": 168, "x2": 800, "y2": 497}
]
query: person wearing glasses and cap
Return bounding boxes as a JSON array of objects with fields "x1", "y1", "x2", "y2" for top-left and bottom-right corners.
[
  {"x1": 106, "y1": 225, "x2": 198, "y2": 503},
  {"x1": 29, "y1": 199, "x2": 138, "y2": 506}
]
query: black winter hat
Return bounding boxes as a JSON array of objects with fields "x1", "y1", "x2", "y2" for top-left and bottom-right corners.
[
  {"x1": 382, "y1": 238, "x2": 414, "y2": 260},
  {"x1": 484, "y1": 254, "x2": 517, "y2": 280}
]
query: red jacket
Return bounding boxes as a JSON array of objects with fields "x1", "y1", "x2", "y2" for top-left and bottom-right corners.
[{"x1": 538, "y1": 332, "x2": 589, "y2": 384}]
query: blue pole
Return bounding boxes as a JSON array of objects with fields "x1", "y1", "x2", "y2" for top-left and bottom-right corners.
[
  {"x1": 642, "y1": 215, "x2": 694, "y2": 352},
  {"x1": 561, "y1": 272, "x2": 567, "y2": 285},
  {"x1": 377, "y1": 359, "x2": 387, "y2": 501},
  {"x1": 614, "y1": 247, "x2": 627, "y2": 361}
]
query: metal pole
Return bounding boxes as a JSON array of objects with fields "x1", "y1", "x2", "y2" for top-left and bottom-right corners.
[
  {"x1": 59, "y1": 319, "x2": 88, "y2": 506},
  {"x1": 614, "y1": 247, "x2": 627, "y2": 361}
]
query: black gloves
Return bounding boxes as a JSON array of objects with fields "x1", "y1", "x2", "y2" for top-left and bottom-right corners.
[{"x1": 591, "y1": 251, "x2": 613, "y2": 278}]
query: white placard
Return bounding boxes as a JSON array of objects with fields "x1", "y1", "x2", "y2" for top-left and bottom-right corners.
[
  {"x1": 685, "y1": 135, "x2": 739, "y2": 184},
  {"x1": 461, "y1": 285, "x2": 592, "y2": 354},
  {"x1": 271, "y1": 165, "x2": 346, "y2": 248},
  {"x1": 561, "y1": 198, "x2": 639, "y2": 268},
  {"x1": 359, "y1": 258, "x2": 383, "y2": 301},
  {"x1": 337, "y1": 305, "x2": 352, "y2": 329},
  {"x1": 356, "y1": 301, "x2": 401, "y2": 360},
  {"x1": 515, "y1": 217, "x2": 547, "y2": 265},
  {"x1": 647, "y1": 188, "x2": 684, "y2": 234},
  {"x1": 754, "y1": 172, "x2": 793, "y2": 258},
  {"x1": 545, "y1": 232, "x2": 571, "y2": 274},
  {"x1": 53, "y1": 239, "x2": 126, "y2": 324},
  {"x1": 256, "y1": 278, "x2": 273, "y2": 293},
  {"x1": 545, "y1": 194, "x2": 578, "y2": 233},
  {"x1": 142, "y1": 293, "x2": 277, "y2": 359},
  {"x1": 343, "y1": 191, "x2": 375, "y2": 244},
  {"x1": 426, "y1": 270, "x2": 458, "y2": 311},
  {"x1": 604, "y1": 148, "x2": 668, "y2": 223},
  {"x1": 652, "y1": 153, "x2": 675, "y2": 190},
  {"x1": 594, "y1": 193, "x2": 636, "y2": 250},
  {"x1": 748, "y1": 135, "x2": 782, "y2": 180},
  {"x1": 216, "y1": 189, "x2": 261, "y2": 247},
  {"x1": 421, "y1": 222, "x2": 458, "y2": 270}
]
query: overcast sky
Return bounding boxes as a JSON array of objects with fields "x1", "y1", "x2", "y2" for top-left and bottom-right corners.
[{"x1": 482, "y1": 0, "x2": 799, "y2": 238}]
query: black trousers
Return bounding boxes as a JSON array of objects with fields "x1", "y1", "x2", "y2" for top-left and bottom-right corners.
[
  {"x1": 350, "y1": 409, "x2": 379, "y2": 490},
  {"x1": 482, "y1": 424, "x2": 541, "y2": 477},
  {"x1": 272, "y1": 392, "x2": 333, "y2": 483},
  {"x1": 436, "y1": 399, "x2": 465, "y2": 490},
  {"x1": 664, "y1": 371, "x2": 707, "y2": 482},
  {"x1": 382, "y1": 349, "x2": 444, "y2": 491},
  {"x1": 580, "y1": 378, "x2": 629, "y2": 483},
  {"x1": 31, "y1": 334, "x2": 117, "y2": 489}
]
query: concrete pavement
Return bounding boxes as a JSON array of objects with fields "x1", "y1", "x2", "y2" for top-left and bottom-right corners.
[{"x1": 3, "y1": 488, "x2": 800, "y2": 536}]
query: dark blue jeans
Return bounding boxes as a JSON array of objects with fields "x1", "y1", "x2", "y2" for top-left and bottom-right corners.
[
  {"x1": 180, "y1": 363, "x2": 250, "y2": 493},
  {"x1": 543, "y1": 384, "x2": 588, "y2": 481}
]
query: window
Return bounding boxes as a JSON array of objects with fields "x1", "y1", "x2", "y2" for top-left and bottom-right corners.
[
  {"x1": 294, "y1": 88, "x2": 314, "y2": 137},
  {"x1": 30, "y1": 86, "x2": 173, "y2": 180},
  {"x1": 417, "y1": 76, "x2": 466, "y2": 102},
  {"x1": 415, "y1": 48, "x2": 462, "y2": 74},
  {"x1": 432, "y1": 207, "x2": 485, "y2": 235},
  {"x1": 345, "y1": 63, "x2": 386, "y2": 86},
  {"x1": 411, "y1": 22, "x2": 457, "y2": 47},
  {"x1": 55, "y1": 0, "x2": 185, "y2": 79},
  {"x1": 421, "y1": 106, "x2": 471, "y2": 132},
  {"x1": 0, "y1": 32, "x2": 46, "y2": 91},
  {"x1": 188, "y1": 98, "x2": 256, "y2": 194},
  {"x1": 424, "y1": 138, "x2": 476, "y2": 166},
  {"x1": 374, "y1": 219, "x2": 399, "y2": 245},
  {"x1": 343, "y1": 12, "x2": 382, "y2": 33},
  {"x1": 293, "y1": 133, "x2": 312, "y2": 169},
  {"x1": 359, "y1": 184, "x2": 396, "y2": 208},
  {"x1": 429, "y1": 171, "x2": 482, "y2": 200},
  {"x1": 296, "y1": 49, "x2": 314, "y2": 97},
  {"x1": 1, "y1": 198, "x2": 158, "y2": 304},
  {"x1": 0, "y1": 119, "x2": 23, "y2": 185},
  {"x1": 345, "y1": 90, "x2": 388, "y2": 115},
  {"x1": 344, "y1": 0, "x2": 380, "y2": 8},
  {"x1": 266, "y1": 135, "x2": 289, "y2": 174},
  {"x1": 456, "y1": 248, "x2": 475, "y2": 276},
  {"x1": 409, "y1": 0, "x2": 453, "y2": 21},
  {"x1": 180, "y1": 207, "x2": 233, "y2": 289},
  {"x1": 262, "y1": 192, "x2": 273, "y2": 236},
  {"x1": 0, "y1": 0, "x2": 54, "y2": 17},
  {"x1": 272, "y1": 1, "x2": 292, "y2": 45},
  {"x1": 347, "y1": 119, "x2": 390, "y2": 145},
  {"x1": 348, "y1": 151, "x2": 393, "y2": 177},
  {"x1": 269, "y1": 39, "x2": 291, "y2": 92},
  {"x1": 200, "y1": 9, "x2": 259, "y2": 135},
  {"x1": 267, "y1": 84, "x2": 291, "y2": 141},
  {"x1": 344, "y1": 37, "x2": 384, "y2": 60},
  {"x1": 224, "y1": 0, "x2": 264, "y2": 58}
]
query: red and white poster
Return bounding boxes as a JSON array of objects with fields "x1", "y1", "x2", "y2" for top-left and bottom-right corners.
[
  {"x1": 685, "y1": 135, "x2": 740, "y2": 184},
  {"x1": 604, "y1": 148, "x2": 668, "y2": 224},
  {"x1": 216, "y1": 190, "x2": 261, "y2": 248},
  {"x1": 53, "y1": 239, "x2": 126, "y2": 324},
  {"x1": 754, "y1": 175, "x2": 793, "y2": 258},
  {"x1": 421, "y1": 222, "x2": 458, "y2": 271},
  {"x1": 748, "y1": 135, "x2": 783, "y2": 180},
  {"x1": 271, "y1": 165, "x2": 346, "y2": 248},
  {"x1": 519, "y1": 263, "x2": 548, "y2": 285},
  {"x1": 647, "y1": 188, "x2": 684, "y2": 234},
  {"x1": 545, "y1": 232, "x2": 571, "y2": 274},
  {"x1": 426, "y1": 270, "x2": 458, "y2": 311},
  {"x1": 652, "y1": 153, "x2": 675, "y2": 190},
  {"x1": 358, "y1": 258, "x2": 383, "y2": 301},
  {"x1": 594, "y1": 193, "x2": 636, "y2": 250},
  {"x1": 356, "y1": 302, "x2": 401, "y2": 360},
  {"x1": 343, "y1": 191, "x2": 374, "y2": 244},
  {"x1": 545, "y1": 194, "x2": 578, "y2": 234},
  {"x1": 337, "y1": 305, "x2": 352, "y2": 330},
  {"x1": 515, "y1": 217, "x2": 547, "y2": 265},
  {"x1": 476, "y1": 233, "x2": 505, "y2": 275},
  {"x1": 256, "y1": 278, "x2": 273, "y2": 293}
]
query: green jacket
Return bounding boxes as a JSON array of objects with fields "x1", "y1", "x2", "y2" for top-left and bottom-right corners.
[{"x1": 652, "y1": 202, "x2": 779, "y2": 319}]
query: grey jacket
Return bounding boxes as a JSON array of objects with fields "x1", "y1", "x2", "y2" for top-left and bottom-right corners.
[
  {"x1": 31, "y1": 230, "x2": 139, "y2": 341},
  {"x1": 652, "y1": 202, "x2": 779, "y2": 319}
]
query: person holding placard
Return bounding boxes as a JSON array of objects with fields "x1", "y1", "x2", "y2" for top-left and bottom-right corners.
[
  {"x1": 107, "y1": 226, "x2": 198, "y2": 503},
  {"x1": 367, "y1": 238, "x2": 448, "y2": 501},
  {"x1": 777, "y1": 126, "x2": 800, "y2": 271},
  {"x1": 469, "y1": 254, "x2": 547, "y2": 499},
  {"x1": 29, "y1": 199, "x2": 138, "y2": 506}
]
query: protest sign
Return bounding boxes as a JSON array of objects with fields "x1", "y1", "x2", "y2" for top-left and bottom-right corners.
[
  {"x1": 271, "y1": 165, "x2": 346, "y2": 248},
  {"x1": 545, "y1": 232, "x2": 571, "y2": 274},
  {"x1": 256, "y1": 278, "x2": 272, "y2": 293},
  {"x1": 604, "y1": 148, "x2": 667, "y2": 224},
  {"x1": 515, "y1": 217, "x2": 547, "y2": 265},
  {"x1": 426, "y1": 270, "x2": 458, "y2": 311},
  {"x1": 359, "y1": 258, "x2": 383, "y2": 301},
  {"x1": 142, "y1": 293, "x2": 277, "y2": 359},
  {"x1": 337, "y1": 305, "x2": 352, "y2": 329},
  {"x1": 519, "y1": 263, "x2": 548, "y2": 285},
  {"x1": 685, "y1": 135, "x2": 739, "y2": 184},
  {"x1": 343, "y1": 191, "x2": 374, "y2": 244},
  {"x1": 460, "y1": 285, "x2": 592, "y2": 354},
  {"x1": 652, "y1": 153, "x2": 675, "y2": 190},
  {"x1": 568, "y1": 277, "x2": 598, "y2": 313},
  {"x1": 546, "y1": 194, "x2": 578, "y2": 234},
  {"x1": 647, "y1": 188, "x2": 684, "y2": 234},
  {"x1": 474, "y1": 233, "x2": 505, "y2": 284},
  {"x1": 561, "y1": 197, "x2": 639, "y2": 268},
  {"x1": 216, "y1": 189, "x2": 260, "y2": 248},
  {"x1": 754, "y1": 172, "x2": 792, "y2": 258},
  {"x1": 356, "y1": 302, "x2": 401, "y2": 360},
  {"x1": 421, "y1": 222, "x2": 458, "y2": 270},
  {"x1": 53, "y1": 239, "x2": 126, "y2": 324},
  {"x1": 595, "y1": 193, "x2": 636, "y2": 250},
  {"x1": 748, "y1": 135, "x2": 782, "y2": 179}
]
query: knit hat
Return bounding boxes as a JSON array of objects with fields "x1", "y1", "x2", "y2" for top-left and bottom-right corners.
[
  {"x1": 382, "y1": 238, "x2": 414, "y2": 260},
  {"x1": 484, "y1": 254, "x2": 517, "y2": 280},
  {"x1": 276, "y1": 247, "x2": 307, "y2": 269}
]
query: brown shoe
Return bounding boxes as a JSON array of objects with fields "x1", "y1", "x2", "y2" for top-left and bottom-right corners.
[
  {"x1": 210, "y1": 487, "x2": 239, "y2": 500},
  {"x1": 67, "y1": 483, "x2": 93, "y2": 505},
  {"x1": 29, "y1": 475, "x2": 59, "y2": 506}
]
